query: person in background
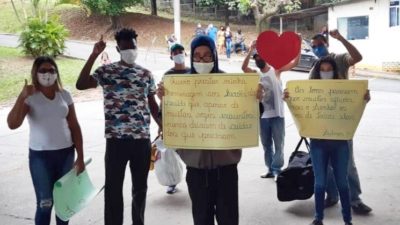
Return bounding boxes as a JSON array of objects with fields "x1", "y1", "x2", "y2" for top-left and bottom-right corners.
[
  {"x1": 76, "y1": 28, "x2": 161, "y2": 225},
  {"x1": 100, "y1": 52, "x2": 111, "y2": 66},
  {"x1": 167, "y1": 34, "x2": 178, "y2": 51},
  {"x1": 7, "y1": 56, "x2": 85, "y2": 225},
  {"x1": 310, "y1": 29, "x2": 372, "y2": 215},
  {"x1": 225, "y1": 26, "x2": 233, "y2": 59},
  {"x1": 206, "y1": 24, "x2": 218, "y2": 45},
  {"x1": 233, "y1": 29, "x2": 246, "y2": 54},
  {"x1": 194, "y1": 23, "x2": 205, "y2": 37},
  {"x1": 161, "y1": 43, "x2": 190, "y2": 194},
  {"x1": 217, "y1": 26, "x2": 226, "y2": 55}
]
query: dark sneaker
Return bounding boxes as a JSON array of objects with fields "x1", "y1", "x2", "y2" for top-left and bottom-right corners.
[
  {"x1": 352, "y1": 202, "x2": 372, "y2": 214},
  {"x1": 260, "y1": 172, "x2": 274, "y2": 178},
  {"x1": 310, "y1": 219, "x2": 323, "y2": 225},
  {"x1": 345, "y1": 223, "x2": 353, "y2": 225},
  {"x1": 324, "y1": 197, "x2": 339, "y2": 208},
  {"x1": 166, "y1": 186, "x2": 177, "y2": 194}
]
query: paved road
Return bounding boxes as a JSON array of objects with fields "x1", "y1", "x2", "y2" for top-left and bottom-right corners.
[{"x1": 1, "y1": 33, "x2": 400, "y2": 225}]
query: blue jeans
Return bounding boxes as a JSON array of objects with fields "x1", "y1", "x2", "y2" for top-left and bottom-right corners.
[
  {"x1": 29, "y1": 146, "x2": 75, "y2": 225},
  {"x1": 226, "y1": 39, "x2": 232, "y2": 58},
  {"x1": 310, "y1": 139, "x2": 351, "y2": 223},
  {"x1": 234, "y1": 42, "x2": 246, "y2": 53},
  {"x1": 326, "y1": 140, "x2": 363, "y2": 205},
  {"x1": 260, "y1": 117, "x2": 285, "y2": 175}
]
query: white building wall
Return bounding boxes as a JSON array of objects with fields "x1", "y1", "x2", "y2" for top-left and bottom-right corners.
[{"x1": 328, "y1": 0, "x2": 400, "y2": 72}]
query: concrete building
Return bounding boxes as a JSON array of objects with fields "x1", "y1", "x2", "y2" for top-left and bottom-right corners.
[{"x1": 328, "y1": 0, "x2": 400, "y2": 72}]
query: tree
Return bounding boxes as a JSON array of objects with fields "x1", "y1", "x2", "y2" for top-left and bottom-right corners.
[
  {"x1": 238, "y1": 0, "x2": 301, "y2": 33},
  {"x1": 150, "y1": 0, "x2": 157, "y2": 16},
  {"x1": 196, "y1": 0, "x2": 240, "y2": 26},
  {"x1": 81, "y1": 0, "x2": 143, "y2": 30}
]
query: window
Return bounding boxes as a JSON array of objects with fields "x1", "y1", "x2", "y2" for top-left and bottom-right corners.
[
  {"x1": 337, "y1": 16, "x2": 369, "y2": 40},
  {"x1": 390, "y1": 0, "x2": 400, "y2": 27}
]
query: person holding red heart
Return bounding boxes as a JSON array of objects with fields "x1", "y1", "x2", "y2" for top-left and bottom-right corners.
[{"x1": 242, "y1": 40, "x2": 300, "y2": 181}]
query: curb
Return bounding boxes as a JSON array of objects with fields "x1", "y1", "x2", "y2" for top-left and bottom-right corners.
[{"x1": 355, "y1": 70, "x2": 400, "y2": 80}]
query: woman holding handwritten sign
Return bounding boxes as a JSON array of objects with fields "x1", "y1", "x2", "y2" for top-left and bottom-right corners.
[
  {"x1": 285, "y1": 56, "x2": 370, "y2": 225},
  {"x1": 157, "y1": 35, "x2": 257, "y2": 225}
]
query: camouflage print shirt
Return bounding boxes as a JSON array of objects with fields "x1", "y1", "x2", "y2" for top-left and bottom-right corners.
[{"x1": 92, "y1": 62, "x2": 156, "y2": 139}]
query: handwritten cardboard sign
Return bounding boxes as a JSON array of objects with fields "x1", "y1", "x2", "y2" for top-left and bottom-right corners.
[
  {"x1": 285, "y1": 80, "x2": 368, "y2": 140},
  {"x1": 256, "y1": 31, "x2": 301, "y2": 70},
  {"x1": 162, "y1": 74, "x2": 260, "y2": 149}
]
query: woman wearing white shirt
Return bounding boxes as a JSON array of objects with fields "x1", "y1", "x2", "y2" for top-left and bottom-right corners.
[{"x1": 7, "y1": 56, "x2": 85, "y2": 225}]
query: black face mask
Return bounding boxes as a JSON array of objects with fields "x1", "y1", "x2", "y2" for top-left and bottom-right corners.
[{"x1": 256, "y1": 60, "x2": 266, "y2": 69}]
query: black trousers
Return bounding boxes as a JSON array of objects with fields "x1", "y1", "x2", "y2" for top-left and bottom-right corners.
[
  {"x1": 104, "y1": 138, "x2": 151, "y2": 225},
  {"x1": 186, "y1": 164, "x2": 239, "y2": 225}
]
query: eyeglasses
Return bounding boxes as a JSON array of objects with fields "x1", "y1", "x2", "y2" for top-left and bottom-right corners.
[
  {"x1": 193, "y1": 54, "x2": 213, "y2": 63},
  {"x1": 38, "y1": 68, "x2": 56, "y2": 74}
]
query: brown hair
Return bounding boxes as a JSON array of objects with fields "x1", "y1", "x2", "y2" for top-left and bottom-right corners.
[{"x1": 31, "y1": 56, "x2": 62, "y2": 90}]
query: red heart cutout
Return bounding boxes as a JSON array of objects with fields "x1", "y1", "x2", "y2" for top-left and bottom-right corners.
[{"x1": 256, "y1": 31, "x2": 301, "y2": 70}]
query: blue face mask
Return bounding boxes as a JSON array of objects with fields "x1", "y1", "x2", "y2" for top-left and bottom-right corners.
[{"x1": 312, "y1": 45, "x2": 329, "y2": 58}]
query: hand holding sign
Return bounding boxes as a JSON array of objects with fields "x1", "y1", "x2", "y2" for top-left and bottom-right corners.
[{"x1": 256, "y1": 31, "x2": 301, "y2": 70}]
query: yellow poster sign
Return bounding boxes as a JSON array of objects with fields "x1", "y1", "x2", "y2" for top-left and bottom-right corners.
[
  {"x1": 286, "y1": 80, "x2": 368, "y2": 140},
  {"x1": 163, "y1": 74, "x2": 260, "y2": 149}
]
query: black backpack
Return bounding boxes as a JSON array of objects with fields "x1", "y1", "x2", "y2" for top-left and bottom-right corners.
[{"x1": 276, "y1": 137, "x2": 314, "y2": 202}]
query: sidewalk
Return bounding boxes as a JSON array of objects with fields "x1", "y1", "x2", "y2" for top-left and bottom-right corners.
[{"x1": 1, "y1": 89, "x2": 399, "y2": 225}]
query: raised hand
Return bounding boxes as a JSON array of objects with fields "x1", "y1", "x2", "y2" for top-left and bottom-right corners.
[
  {"x1": 250, "y1": 40, "x2": 257, "y2": 52},
  {"x1": 92, "y1": 35, "x2": 106, "y2": 57},
  {"x1": 329, "y1": 29, "x2": 343, "y2": 40},
  {"x1": 20, "y1": 79, "x2": 36, "y2": 99}
]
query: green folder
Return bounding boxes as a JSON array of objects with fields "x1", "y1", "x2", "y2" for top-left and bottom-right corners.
[{"x1": 53, "y1": 158, "x2": 101, "y2": 222}]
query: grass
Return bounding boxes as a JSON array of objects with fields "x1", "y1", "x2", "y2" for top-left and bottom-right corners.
[
  {"x1": 0, "y1": 0, "x2": 77, "y2": 34},
  {"x1": 0, "y1": 46, "x2": 85, "y2": 103},
  {"x1": 0, "y1": 0, "x2": 25, "y2": 33}
]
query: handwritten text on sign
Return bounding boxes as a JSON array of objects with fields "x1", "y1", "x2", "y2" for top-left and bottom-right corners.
[
  {"x1": 286, "y1": 80, "x2": 368, "y2": 140},
  {"x1": 163, "y1": 74, "x2": 260, "y2": 149}
]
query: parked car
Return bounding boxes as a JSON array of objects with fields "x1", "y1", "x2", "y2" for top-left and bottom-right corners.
[{"x1": 293, "y1": 39, "x2": 318, "y2": 72}]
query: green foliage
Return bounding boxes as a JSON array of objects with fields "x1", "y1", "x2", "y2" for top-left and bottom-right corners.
[
  {"x1": 0, "y1": 47, "x2": 86, "y2": 102},
  {"x1": 196, "y1": 0, "x2": 239, "y2": 10},
  {"x1": 19, "y1": 16, "x2": 69, "y2": 57},
  {"x1": 237, "y1": 0, "x2": 252, "y2": 14},
  {"x1": 57, "y1": 0, "x2": 81, "y2": 4},
  {"x1": 81, "y1": 0, "x2": 143, "y2": 16},
  {"x1": 283, "y1": 0, "x2": 302, "y2": 13},
  {"x1": 316, "y1": 0, "x2": 341, "y2": 4}
]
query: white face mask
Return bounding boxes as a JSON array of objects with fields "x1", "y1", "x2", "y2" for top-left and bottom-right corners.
[
  {"x1": 37, "y1": 72, "x2": 57, "y2": 87},
  {"x1": 173, "y1": 53, "x2": 185, "y2": 65},
  {"x1": 193, "y1": 62, "x2": 214, "y2": 74},
  {"x1": 120, "y1": 49, "x2": 138, "y2": 65},
  {"x1": 320, "y1": 71, "x2": 334, "y2": 79}
]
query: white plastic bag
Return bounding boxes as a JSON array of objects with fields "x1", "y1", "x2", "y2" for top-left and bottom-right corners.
[{"x1": 154, "y1": 139, "x2": 183, "y2": 186}]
